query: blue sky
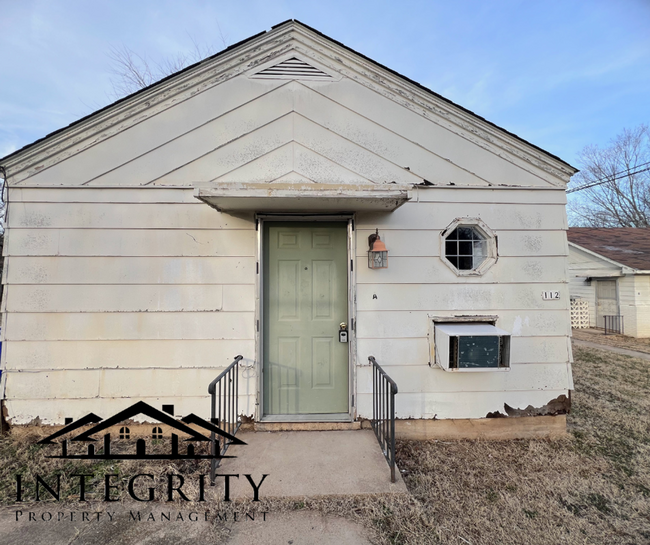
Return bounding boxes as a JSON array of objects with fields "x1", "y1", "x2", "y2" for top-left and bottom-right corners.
[{"x1": 1, "y1": 0, "x2": 649, "y2": 171}]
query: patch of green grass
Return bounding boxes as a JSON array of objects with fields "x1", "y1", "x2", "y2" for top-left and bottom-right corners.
[
  {"x1": 558, "y1": 497, "x2": 583, "y2": 517},
  {"x1": 485, "y1": 488, "x2": 499, "y2": 503},
  {"x1": 522, "y1": 509, "x2": 538, "y2": 519},
  {"x1": 636, "y1": 483, "x2": 650, "y2": 497},
  {"x1": 585, "y1": 493, "x2": 611, "y2": 515}
]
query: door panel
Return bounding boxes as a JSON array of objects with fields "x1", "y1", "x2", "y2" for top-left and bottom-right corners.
[
  {"x1": 278, "y1": 260, "x2": 300, "y2": 320},
  {"x1": 596, "y1": 279, "x2": 618, "y2": 328},
  {"x1": 263, "y1": 222, "x2": 349, "y2": 415}
]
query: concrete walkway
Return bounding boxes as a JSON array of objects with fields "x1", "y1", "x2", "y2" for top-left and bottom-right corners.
[
  {"x1": 573, "y1": 339, "x2": 650, "y2": 361},
  {"x1": 0, "y1": 430, "x2": 400, "y2": 544},
  {"x1": 215, "y1": 429, "x2": 408, "y2": 499}
]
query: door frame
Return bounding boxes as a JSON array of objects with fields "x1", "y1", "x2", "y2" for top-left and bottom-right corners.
[{"x1": 255, "y1": 214, "x2": 357, "y2": 422}]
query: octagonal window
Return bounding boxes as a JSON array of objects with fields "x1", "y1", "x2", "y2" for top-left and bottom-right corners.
[
  {"x1": 445, "y1": 226, "x2": 487, "y2": 270},
  {"x1": 441, "y1": 219, "x2": 497, "y2": 275}
]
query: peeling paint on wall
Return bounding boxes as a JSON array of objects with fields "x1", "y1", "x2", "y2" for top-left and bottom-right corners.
[{"x1": 492, "y1": 394, "x2": 571, "y2": 417}]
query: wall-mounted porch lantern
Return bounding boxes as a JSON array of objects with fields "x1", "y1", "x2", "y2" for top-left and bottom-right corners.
[{"x1": 368, "y1": 229, "x2": 388, "y2": 269}]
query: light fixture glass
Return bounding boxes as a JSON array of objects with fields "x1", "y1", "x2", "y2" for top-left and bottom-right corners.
[{"x1": 368, "y1": 230, "x2": 388, "y2": 269}]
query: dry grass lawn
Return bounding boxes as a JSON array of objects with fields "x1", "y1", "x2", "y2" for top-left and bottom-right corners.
[
  {"x1": 385, "y1": 344, "x2": 650, "y2": 544},
  {"x1": 1, "y1": 344, "x2": 649, "y2": 544},
  {"x1": 573, "y1": 327, "x2": 650, "y2": 354}
]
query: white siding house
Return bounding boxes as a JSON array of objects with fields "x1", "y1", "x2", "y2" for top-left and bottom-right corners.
[
  {"x1": 568, "y1": 228, "x2": 650, "y2": 338},
  {"x1": 0, "y1": 21, "x2": 577, "y2": 432}
]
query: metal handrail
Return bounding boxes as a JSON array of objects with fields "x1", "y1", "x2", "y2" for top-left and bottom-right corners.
[
  {"x1": 209, "y1": 355, "x2": 243, "y2": 485},
  {"x1": 368, "y1": 356, "x2": 398, "y2": 483}
]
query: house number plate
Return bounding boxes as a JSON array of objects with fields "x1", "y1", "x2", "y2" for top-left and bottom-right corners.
[{"x1": 542, "y1": 291, "x2": 560, "y2": 300}]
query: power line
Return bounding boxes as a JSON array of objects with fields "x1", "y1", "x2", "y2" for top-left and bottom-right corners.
[
  {"x1": 567, "y1": 161, "x2": 650, "y2": 194},
  {"x1": 592, "y1": 160, "x2": 650, "y2": 183}
]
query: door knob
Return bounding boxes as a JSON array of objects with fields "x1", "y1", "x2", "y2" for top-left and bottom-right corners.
[{"x1": 339, "y1": 323, "x2": 349, "y2": 343}]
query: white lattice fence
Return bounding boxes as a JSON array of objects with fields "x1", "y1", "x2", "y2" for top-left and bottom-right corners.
[{"x1": 571, "y1": 298, "x2": 590, "y2": 329}]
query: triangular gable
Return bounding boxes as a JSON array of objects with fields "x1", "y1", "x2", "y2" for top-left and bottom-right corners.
[
  {"x1": 568, "y1": 242, "x2": 629, "y2": 274},
  {"x1": 0, "y1": 20, "x2": 577, "y2": 188}
]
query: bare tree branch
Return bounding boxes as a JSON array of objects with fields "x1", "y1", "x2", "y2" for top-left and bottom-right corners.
[
  {"x1": 107, "y1": 34, "x2": 225, "y2": 100},
  {"x1": 568, "y1": 124, "x2": 650, "y2": 227},
  {"x1": 107, "y1": 45, "x2": 156, "y2": 98}
]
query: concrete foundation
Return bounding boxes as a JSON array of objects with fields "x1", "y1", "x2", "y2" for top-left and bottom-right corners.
[{"x1": 385, "y1": 415, "x2": 568, "y2": 440}]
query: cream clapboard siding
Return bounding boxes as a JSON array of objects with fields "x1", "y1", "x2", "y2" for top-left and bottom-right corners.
[
  {"x1": 619, "y1": 275, "x2": 637, "y2": 336},
  {"x1": 567, "y1": 245, "x2": 621, "y2": 277},
  {"x1": 15, "y1": 79, "x2": 559, "y2": 190},
  {"x1": 618, "y1": 275, "x2": 650, "y2": 338},
  {"x1": 567, "y1": 245, "x2": 621, "y2": 328},
  {"x1": 634, "y1": 275, "x2": 650, "y2": 338},
  {"x1": 2, "y1": 187, "x2": 258, "y2": 423},
  {"x1": 567, "y1": 244, "x2": 650, "y2": 338},
  {"x1": 1, "y1": 33, "x2": 574, "y2": 422},
  {"x1": 354, "y1": 189, "x2": 571, "y2": 419},
  {"x1": 2, "y1": 186, "x2": 572, "y2": 422}
]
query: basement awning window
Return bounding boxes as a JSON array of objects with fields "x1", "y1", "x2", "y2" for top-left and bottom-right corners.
[
  {"x1": 433, "y1": 323, "x2": 511, "y2": 372},
  {"x1": 194, "y1": 184, "x2": 411, "y2": 213}
]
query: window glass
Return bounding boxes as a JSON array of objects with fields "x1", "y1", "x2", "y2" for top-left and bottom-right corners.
[{"x1": 445, "y1": 226, "x2": 487, "y2": 270}]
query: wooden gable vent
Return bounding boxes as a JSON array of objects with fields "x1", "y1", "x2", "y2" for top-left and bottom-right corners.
[{"x1": 252, "y1": 57, "x2": 333, "y2": 79}]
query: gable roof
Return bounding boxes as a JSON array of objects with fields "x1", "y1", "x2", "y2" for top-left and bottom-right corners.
[
  {"x1": 568, "y1": 228, "x2": 650, "y2": 270},
  {"x1": 0, "y1": 20, "x2": 576, "y2": 179},
  {"x1": 0, "y1": 27, "x2": 263, "y2": 166}
]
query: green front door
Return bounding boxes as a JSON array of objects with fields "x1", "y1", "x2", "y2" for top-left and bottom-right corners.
[{"x1": 263, "y1": 222, "x2": 349, "y2": 416}]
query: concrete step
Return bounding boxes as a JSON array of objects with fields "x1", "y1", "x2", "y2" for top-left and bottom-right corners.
[
  {"x1": 253, "y1": 421, "x2": 361, "y2": 432},
  {"x1": 215, "y1": 429, "x2": 408, "y2": 499}
]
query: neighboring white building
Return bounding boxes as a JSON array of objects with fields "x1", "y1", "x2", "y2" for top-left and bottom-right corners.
[
  {"x1": 568, "y1": 228, "x2": 650, "y2": 338},
  {"x1": 0, "y1": 21, "x2": 577, "y2": 433}
]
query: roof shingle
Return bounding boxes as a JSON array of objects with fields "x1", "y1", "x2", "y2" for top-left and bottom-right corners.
[{"x1": 568, "y1": 228, "x2": 650, "y2": 270}]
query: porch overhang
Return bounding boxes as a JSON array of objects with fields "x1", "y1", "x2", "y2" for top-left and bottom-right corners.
[
  {"x1": 194, "y1": 183, "x2": 411, "y2": 213},
  {"x1": 581, "y1": 272, "x2": 624, "y2": 280}
]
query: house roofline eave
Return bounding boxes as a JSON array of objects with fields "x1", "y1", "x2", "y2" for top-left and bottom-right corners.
[
  {"x1": 568, "y1": 241, "x2": 635, "y2": 272},
  {"x1": 1, "y1": 19, "x2": 575, "y2": 184}
]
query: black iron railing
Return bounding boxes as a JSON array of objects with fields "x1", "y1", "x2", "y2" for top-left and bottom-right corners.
[
  {"x1": 208, "y1": 355, "x2": 243, "y2": 485},
  {"x1": 604, "y1": 315, "x2": 624, "y2": 335},
  {"x1": 368, "y1": 356, "x2": 398, "y2": 483}
]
